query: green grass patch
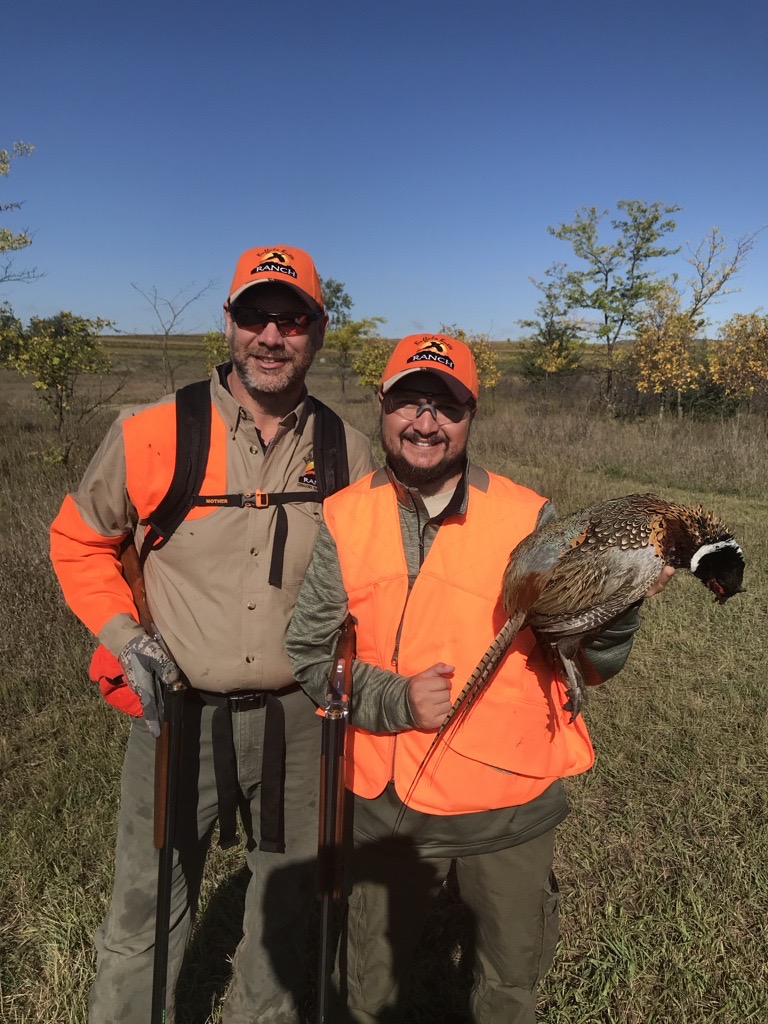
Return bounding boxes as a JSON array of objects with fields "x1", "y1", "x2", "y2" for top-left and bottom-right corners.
[{"x1": 1, "y1": 342, "x2": 765, "y2": 1022}]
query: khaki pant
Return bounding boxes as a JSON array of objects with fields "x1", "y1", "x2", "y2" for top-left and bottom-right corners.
[
  {"x1": 341, "y1": 828, "x2": 559, "y2": 1024},
  {"x1": 88, "y1": 687, "x2": 321, "y2": 1024}
]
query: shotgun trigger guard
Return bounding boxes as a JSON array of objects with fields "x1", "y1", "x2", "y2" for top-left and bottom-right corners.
[{"x1": 324, "y1": 661, "x2": 349, "y2": 719}]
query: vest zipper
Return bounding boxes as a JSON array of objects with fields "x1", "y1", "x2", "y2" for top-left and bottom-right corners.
[{"x1": 390, "y1": 635, "x2": 400, "y2": 780}]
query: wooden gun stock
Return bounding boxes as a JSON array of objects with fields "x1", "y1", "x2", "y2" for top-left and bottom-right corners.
[
  {"x1": 117, "y1": 536, "x2": 174, "y2": 849},
  {"x1": 119, "y1": 534, "x2": 187, "y2": 1024},
  {"x1": 119, "y1": 536, "x2": 153, "y2": 637}
]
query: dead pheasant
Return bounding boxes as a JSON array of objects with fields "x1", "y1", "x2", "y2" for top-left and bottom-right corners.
[{"x1": 431, "y1": 492, "x2": 745, "y2": 749}]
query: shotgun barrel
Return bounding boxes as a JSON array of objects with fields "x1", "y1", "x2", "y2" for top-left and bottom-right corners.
[
  {"x1": 119, "y1": 536, "x2": 186, "y2": 1024},
  {"x1": 315, "y1": 615, "x2": 356, "y2": 1024}
]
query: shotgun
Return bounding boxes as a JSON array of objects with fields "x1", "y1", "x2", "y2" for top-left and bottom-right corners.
[
  {"x1": 119, "y1": 535, "x2": 153, "y2": 635},
  {"x1": 315, "y1": 614, "x2": 356, "y2": 1024},
  {"x1": 119, "y1": 537, "x2": 186, "y2": 1024}
]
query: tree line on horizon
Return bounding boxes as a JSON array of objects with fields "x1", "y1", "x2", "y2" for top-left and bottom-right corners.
[{"x1": 2, "y1": 141, "x2": 767, "y2": 465}]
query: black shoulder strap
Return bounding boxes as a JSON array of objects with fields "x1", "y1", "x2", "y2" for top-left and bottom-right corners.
[
  {"x1": 138, "y1": 389, "x2": 350, "y2": 581},
  {"x1": 312, "y1": 397, "x2": 349, "y2": 499},
  {"x1": 139, "y1": 380, "x2": 211, "y2": 565}
]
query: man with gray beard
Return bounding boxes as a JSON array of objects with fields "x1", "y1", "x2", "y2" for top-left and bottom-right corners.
[{"x1": 50, "y1": 246, "x2": 374, "y2": 1023}]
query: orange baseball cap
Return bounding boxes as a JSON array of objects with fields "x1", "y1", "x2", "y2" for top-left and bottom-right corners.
[
  {"x1": 380, "y1": 334, "x2": 479, "y2": 404},
  {"x1": 228, "y1": 246, "x2": 324, "y2": 309}
]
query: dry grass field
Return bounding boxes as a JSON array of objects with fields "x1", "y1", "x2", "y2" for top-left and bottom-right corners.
[{"x1": 1, "y1": 338, "x2": 766, "y2": 1023}]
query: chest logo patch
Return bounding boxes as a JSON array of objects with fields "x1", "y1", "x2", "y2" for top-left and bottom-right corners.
[{"x1": 299, "y1": 459, "x2": 317, "y2": 487}]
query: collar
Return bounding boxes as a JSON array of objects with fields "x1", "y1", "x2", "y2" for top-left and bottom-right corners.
[
  {"x1": 384, "y1": 457, "x2": 471, "y2": 522},
  {"x1": 213, "y1": 363, "x2": 309, "y2": 439}
]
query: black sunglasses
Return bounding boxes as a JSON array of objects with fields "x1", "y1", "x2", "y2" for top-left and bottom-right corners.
[{"x1": 227, "y1": 304, "x2": 323, "y2": 336}]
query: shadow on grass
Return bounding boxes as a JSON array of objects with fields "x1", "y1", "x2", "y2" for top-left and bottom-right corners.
[
  {"x1": 173, "y1": 852, "x2": 475, "y2": 1024},
  {"x1": 405, "y1": 868, "x2": 474, "y2": 1024},
  {"x1": 304, "y1": 845, "x2": 474, "y2": 1024},
  {"x1": 175, "y1": 864, "x2": 250, "y2": 1024}
]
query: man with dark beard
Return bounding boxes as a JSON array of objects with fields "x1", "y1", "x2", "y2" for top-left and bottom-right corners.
[
  {"x1": 50, "y1": 246, "x2": 374, "y2": 1023},
  {"x1": 285, "y1": 333, "x2": 645, "y2": 1024}
]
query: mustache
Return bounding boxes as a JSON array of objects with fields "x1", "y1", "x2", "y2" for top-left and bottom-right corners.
[{"x1": 246, "y1": 348, "x2": 290, "y2": 362}]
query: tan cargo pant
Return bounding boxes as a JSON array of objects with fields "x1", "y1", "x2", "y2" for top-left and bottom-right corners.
[
  {"x1": 340, "y1": 828, "x2": 559, "y2": 1024},
  {"x1": 88, "y1": 686, "x2": 322, "y2": 1024}
]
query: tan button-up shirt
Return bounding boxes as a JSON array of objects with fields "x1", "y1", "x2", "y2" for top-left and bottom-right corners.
[{"x1": 74, "y1": 368, "x2": 374, "y2": 691}]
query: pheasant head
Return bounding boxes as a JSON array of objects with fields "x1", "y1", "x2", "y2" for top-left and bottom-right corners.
[
  {"x1": 689, "y1": 532, "x2": 745, "y2": 604},
  {"x1": 663, "y1": 503, "x2": 745, "y2": 604}
]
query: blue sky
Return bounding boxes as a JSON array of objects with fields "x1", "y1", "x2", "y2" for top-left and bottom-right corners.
[{"x1": 4, "y1": 0, "x2": 766, "y2": 339}]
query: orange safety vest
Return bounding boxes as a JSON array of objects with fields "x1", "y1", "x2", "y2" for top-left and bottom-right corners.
[
  {"x1": 50, "y1": 400, "x2": 229, "y2": 638},
  {"x1": 323, "y1": 468, "x2": 595, "y2": 814}
]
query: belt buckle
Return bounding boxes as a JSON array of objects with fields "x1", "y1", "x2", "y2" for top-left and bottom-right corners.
[{"x1": 229, "y1": 691, "x2": 267, "y2": 712}]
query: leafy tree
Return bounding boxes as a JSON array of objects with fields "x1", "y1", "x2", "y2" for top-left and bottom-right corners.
[
  {"x1": 439, "y1": 324, "x2": 502, "y2": 395},
  {"x1": 325, "y1": 317, "x2": 386, "y2": 393},
  {"x1": 468, "y1": 335, "x2": 501, "y2": 394},
  {"x1": 1, "y1": 140, "x2": 39, "y2": 287},
  {"x1": 627, "y1": 224, "x2": 762, "y2": 417},
  {"x1": 548, "y1": 200, "x2": 680, "y2": 398},
  {"x1": 203, "y1": 329, "x2": 229, "y2": 375},
  {"x1": 132, "y1": 279, "x2": 217, "y2": 392},
  {"x1": 518, "y1": 265, "x2": 586, "y2": 385},
  {"x1": 319, "y1": 276, "x2": 353, "y2": 328},
  {"x1": 0, "y1": 300, "x2": 23, "y2": 362},
  {"x1": 353, "y1": 334, "x2": 394, "y2": 391},
  {"x1": 3, "y1": 310, "x2": 125, "y2": 464},
  {"x1": 709, "y1": 312, "x2": 768, "y2": 413},
  {"x1": 631, "y1": 284, "x2": 700, "y2": 418}
]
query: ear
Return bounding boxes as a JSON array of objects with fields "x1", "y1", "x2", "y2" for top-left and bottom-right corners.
[
  {"x1": 377, "y1": 389, "x2": 385, "y2": 408},
  {"x1": 313, "y1": 312, "x2": 329, "y2": 351},
  {"x1": 223, "y1": 302, "x2": 233, "y2": 329}
]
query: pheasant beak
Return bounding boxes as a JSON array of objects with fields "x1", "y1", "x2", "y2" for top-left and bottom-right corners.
[{"x1": 706, "y1": 579, "x2": 731, "y2": 605}]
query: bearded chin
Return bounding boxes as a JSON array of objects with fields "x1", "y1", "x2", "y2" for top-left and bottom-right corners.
[
  {"x1": 385, "y1": 443, "x2": 464, "y2": 488},
  {"x1": 232, "y1": 350, "x2": 298, "y2": 396}
]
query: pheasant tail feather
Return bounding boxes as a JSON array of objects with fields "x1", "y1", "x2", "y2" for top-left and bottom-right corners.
[
  {"x1": 393, "y1": 613, "x2": 525, "y2": 835},
  {"x1": 436, "y1": 612, "x2": 526, "y2": 744}
]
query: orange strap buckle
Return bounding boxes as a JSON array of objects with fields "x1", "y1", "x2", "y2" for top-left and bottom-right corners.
[{"x1": 242, "y1": 491, "x2": 270, "y2": 508}]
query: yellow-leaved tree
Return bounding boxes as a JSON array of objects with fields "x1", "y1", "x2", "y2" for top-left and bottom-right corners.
[
  {"x1": 632, "y1": 285, "x2": 700, "y2": 418},
  {"x1": 709, "y1": 312, "x2": 768, "y2": 414}
]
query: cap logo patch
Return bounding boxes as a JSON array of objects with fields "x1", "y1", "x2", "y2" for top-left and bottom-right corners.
[
  {"x1": 250, "y1": 248, "x2": 298, "y2": 280},
  {"x1": 406, "y1": 337, "x2": 455, "y2": 370},
  {"x1": 418, "y1": 337, "x2": 451, "y2": 353},
  {"x1": 298, "y1": 459, "x2": 317, "y2": 487},
  {"x1": 258, "y1": 249, "x2": 294, "y2": 263}
]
